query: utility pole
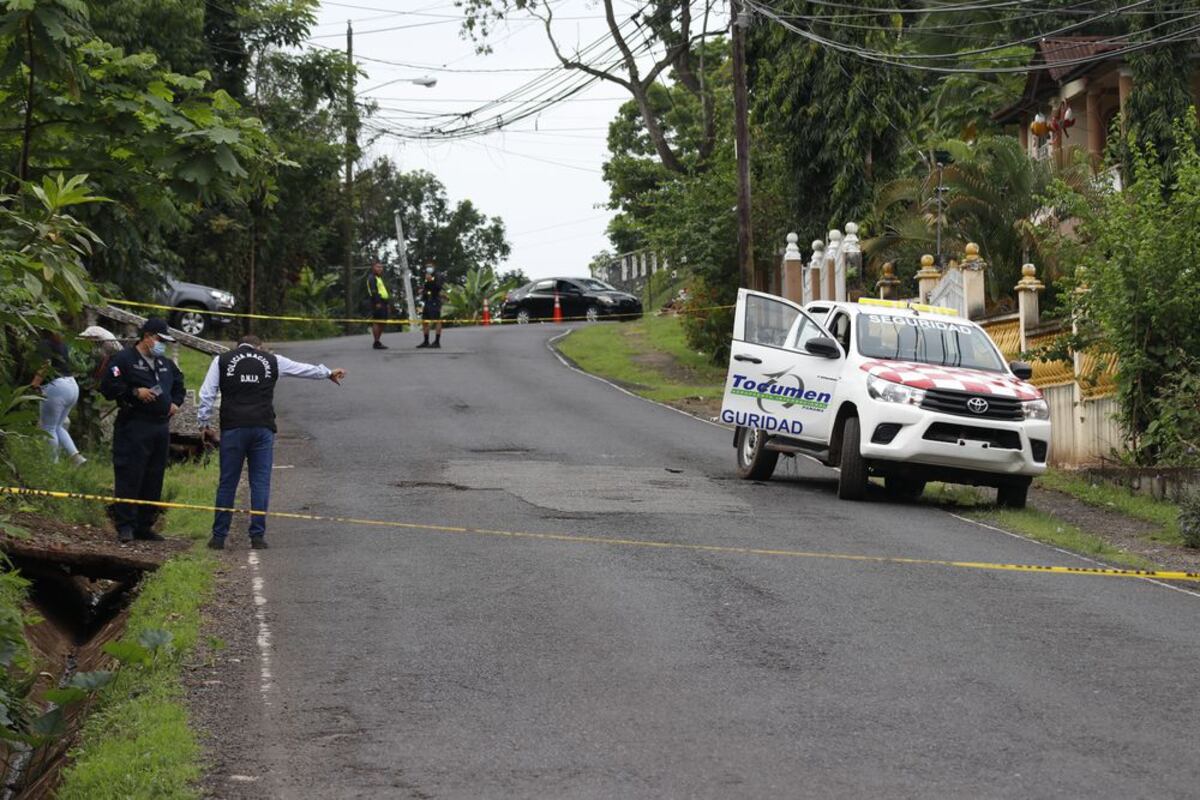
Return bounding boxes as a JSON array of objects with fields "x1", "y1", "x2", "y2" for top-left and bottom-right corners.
[
  {"x1": 343, "y1": 20, "x2": 356, "y2": 318},
  {"x1": 393, "y1": 209, "x2": 418, "y2": 329},
  {"x1": 731, "y1": 0, "x2": 755, "y2": 290}
]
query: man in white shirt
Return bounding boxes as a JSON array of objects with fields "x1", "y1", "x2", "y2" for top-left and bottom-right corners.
[{"x1": 198, "y1": 335, "x2": 346, "y2": 550}]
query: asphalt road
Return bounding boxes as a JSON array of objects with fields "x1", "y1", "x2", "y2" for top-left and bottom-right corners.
[{"x1": 204, "y1": 324, "x2": 1200, "y2": 799}]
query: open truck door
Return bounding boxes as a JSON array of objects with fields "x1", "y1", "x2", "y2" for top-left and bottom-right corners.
[{"x1": 721, "y1": 290, "x2": 841, "y2": 457}]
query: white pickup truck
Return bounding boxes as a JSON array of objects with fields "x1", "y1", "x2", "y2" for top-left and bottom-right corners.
[{"x1": 719, "y1": 290, "x2": 1051, "y2": 508}]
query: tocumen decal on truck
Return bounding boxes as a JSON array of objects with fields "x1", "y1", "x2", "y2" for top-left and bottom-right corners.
[{"x1": 720, "y1": 291, "x2": 1051, "y2": 509}]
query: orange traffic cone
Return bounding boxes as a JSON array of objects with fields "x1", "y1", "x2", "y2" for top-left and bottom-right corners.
[
  {"x1": 553, "y1": 292, "x2": 563, "y2": 323},
  {"x1": 481, "y1": 300, "x2": 491, "y2": 326}
]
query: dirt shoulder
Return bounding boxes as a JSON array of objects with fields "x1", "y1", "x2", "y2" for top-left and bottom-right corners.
[{"x1": 1029, "y1": 487, "x2": 1200, "y2": 573}]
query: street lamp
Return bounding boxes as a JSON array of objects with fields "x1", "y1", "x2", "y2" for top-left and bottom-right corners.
[
  {"x1": 368, "y1": 75, "x2": 438, "y2": 91},
  {"x1": 932, "y1": 149, "x2": 953, "y2": 269}
]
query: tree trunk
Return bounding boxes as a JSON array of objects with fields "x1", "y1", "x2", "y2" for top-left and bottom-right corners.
[{"x1": 18, "y1": 17, "x2": 35, "y2": 182}]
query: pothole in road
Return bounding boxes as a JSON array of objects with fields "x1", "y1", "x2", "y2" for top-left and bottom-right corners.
[
  {"x1": 392, "y1": 480, "x2": 479, "y2": 492},
  {"x1": 467, "y1": 447, "x2": 534, "y2": 455}
]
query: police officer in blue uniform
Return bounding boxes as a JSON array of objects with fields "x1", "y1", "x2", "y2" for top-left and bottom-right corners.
[{"x1": 99, "y1": 318, "x2": 185, "y2": 543}]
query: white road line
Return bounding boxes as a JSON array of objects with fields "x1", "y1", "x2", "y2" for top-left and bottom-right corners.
[
  {"x1": 247, "y1": 551, "x2": 275, "y2": 702},
  {"x1": 948, "y1": 512, "x2": 1200, "y2": 600},
  {"x1": 546, "y1": 329, "x2": 731, "y2": 431}
]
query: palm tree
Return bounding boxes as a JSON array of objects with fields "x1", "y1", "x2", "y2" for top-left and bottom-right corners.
[
  {"x1": 287, "y1": 265, "x2": 338, "y2": 318},
  {"x1": 868, "y1": 135, "x2": 1091, "y2": 298},
  {"x1": 443, "y1": 266, "x2": 520, "y2": 322}
]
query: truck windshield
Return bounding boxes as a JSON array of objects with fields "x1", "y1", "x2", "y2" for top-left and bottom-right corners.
[{"x1": 856, "y1": 313, "x2": 1005, "y2": 372}]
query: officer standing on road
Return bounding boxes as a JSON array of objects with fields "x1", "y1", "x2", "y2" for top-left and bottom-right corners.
[
  {"x1": 197, "y1": 335, "x2": 346, "y2": 550},
  {"x1": 366, "y1": 261, "x2": 391, "y2": 350},
  {"x1": 416, "y1": 265, "x2": 444, "y2": 349},
  {"x1": 99, "y1": 318, "x2": 185, "y2": 543}
]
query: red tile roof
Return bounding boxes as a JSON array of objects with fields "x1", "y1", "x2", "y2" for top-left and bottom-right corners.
[
  {"x1": 1038, "y1": 36, "x2": 1125, "y2": 83},
  {"x1": 993, "y1": 37, "x2": 1125, "y2": 123}
]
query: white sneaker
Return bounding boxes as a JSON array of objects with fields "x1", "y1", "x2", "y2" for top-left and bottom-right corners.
[{"x1": 70, "y1": 453, "x2": 87, "y2": 467}]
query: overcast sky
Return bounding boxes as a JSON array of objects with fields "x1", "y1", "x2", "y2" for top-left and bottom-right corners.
[{"x1": 310, "y1": 0, "x2": 652, "y2": 280}]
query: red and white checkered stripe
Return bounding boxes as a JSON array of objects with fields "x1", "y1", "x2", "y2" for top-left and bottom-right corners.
[{"x1": 860, "y1": 360, "x2": 1042, "y2": 400}]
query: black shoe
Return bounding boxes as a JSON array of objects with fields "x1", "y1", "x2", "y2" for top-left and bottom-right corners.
[
  {"x1": 373, "y1": 341, "x2": 387, "y2": 350},
  {"x1": 431, "y1": 341, "x2": 441, "y2": 348},
  {"x1": 416, "y1": 341, "x2": 430, "y2": 348},
  {"x1": 206, "y1": 537, "x2": 225, "y2": 550},
  {"x1": 250, "y1": 537, "x2": 269, "y2": 550},
  {"x1": 134, "y1": 530, "x2": 166, "y2": 542},
  {"x1": 117, "y1": 529, "x2": 134, "y2": 543}
]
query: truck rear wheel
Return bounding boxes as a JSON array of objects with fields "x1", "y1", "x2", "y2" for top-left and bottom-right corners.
[
  {"x1": 736, "y1": 427, "x2": 779, "y2": 481},
  {"x1": 837, "y1": 416, "x2": 869, "y2": 501}
]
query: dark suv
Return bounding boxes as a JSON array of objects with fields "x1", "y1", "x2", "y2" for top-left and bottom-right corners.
[
  {"x1": 155, "y1": 278, "x2": 236, "y2": 337},
  {"x1": 501, "y1": 277, "x2": 642, "y2": 324}
]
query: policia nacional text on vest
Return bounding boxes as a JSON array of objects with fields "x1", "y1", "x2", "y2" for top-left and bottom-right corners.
[{"x1": 218, "y1": 346, "x2": 280, "y2": 431}]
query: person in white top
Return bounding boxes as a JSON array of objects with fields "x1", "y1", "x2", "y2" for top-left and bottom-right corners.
[{"x1": 197, "y1": 335, "x2": 345, "y2": 550}]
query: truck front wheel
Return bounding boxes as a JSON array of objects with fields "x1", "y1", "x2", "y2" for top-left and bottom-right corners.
[
  {"x1": 736, "y1": 427, "x2": 779, "y2": 481},
  {"x1": 837, "y1": 416, "x2": 869, "y2": 500}
]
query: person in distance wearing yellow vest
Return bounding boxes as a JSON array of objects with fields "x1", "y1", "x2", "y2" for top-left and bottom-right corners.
[{"x1": 367, "y1": 261, "x2": 391, "y2": 350}]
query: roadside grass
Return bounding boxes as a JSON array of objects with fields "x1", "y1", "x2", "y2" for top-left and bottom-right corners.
[
  {"x1": 1036, "y1": 470, "x2": 1182, "y2": 546},
  {"x1": 57, "y1": 550, "x2": 213, "y2": 800},
  {"x1": 557, "y1": 316, "x2": 725, "y2": 407},
  {"x1": 173, "y1": 346, "x2": 215, "y2": 392},
  {"x1": 2, "y1": 436, "x2": 121, "y2": 525},
  {"x1": 918, "y1": 481, "x2": 1157, "y2": 570},
  {"x1": 57, "y1": 459, "x2": 217, "y2": 800}
]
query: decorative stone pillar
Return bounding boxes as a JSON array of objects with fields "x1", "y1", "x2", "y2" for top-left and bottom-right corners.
[
  {"x1": 839, "y1": 222, "x2": 860, "y2": 302},
  {"x1": 876, "y1": 262, "x2": 901, "y2": 300},
  {"x1": 781, "y1": 233, "x2": 805, "y2": 304},
  {"x1": 1015, "y1": 263, "x2": 1044, "y2": 352},
  {"x1": 807, "y1": 239, "x2": 824, "y2": 303},
  {"x1": 824, "y1": 229, "x2": 842, "y2": 303},
  {"x1": 961, "y1": 242, "x2": 987, "y2": 320},
  {"x1": 915, "y1": 254, "x2": 941, "y2": 303}
]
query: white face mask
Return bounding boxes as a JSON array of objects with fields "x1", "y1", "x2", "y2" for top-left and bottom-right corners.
[
  {"x1": 151, "y1": 341, "x2": 166, "y2": 357},
  {"x1": 425, "y1": 268, "x2": 434, "y2": 275}
]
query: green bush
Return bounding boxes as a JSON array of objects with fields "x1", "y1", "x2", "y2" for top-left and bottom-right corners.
[
  {"x1": 1041, "y1": 114, "x2": 1200, "y2": 464},
  {"x1": 1181, "y1": 493, "x2": 1200, "y2": 549},
  {"x1": 679, "y1": 277, "x2": 735, "y2": 365}
]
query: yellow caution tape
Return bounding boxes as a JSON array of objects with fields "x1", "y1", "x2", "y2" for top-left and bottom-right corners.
[
  {"x1": 101, "y1": 298, "x2": 735, "y2": 328},
  {"x1": 3, "y1": 486, "x2": 1198, "y2": 583}
]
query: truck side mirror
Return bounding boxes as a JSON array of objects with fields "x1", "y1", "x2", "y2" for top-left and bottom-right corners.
[
  {"x1": 804, "y1": 336, "x2": 841, "y2": 359},
  {"x1": 1009, "y1": 360, "x2": 1033, "y2": 380}
]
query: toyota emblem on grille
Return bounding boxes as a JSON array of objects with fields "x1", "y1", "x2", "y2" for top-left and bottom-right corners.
[{"x1": 966, "y1": 397, "x2": 990, "y2": 415}]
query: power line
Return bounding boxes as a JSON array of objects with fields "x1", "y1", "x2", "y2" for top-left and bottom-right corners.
[{"x1": 745, "y1": 0, "x2": 1200, "y2": 73}]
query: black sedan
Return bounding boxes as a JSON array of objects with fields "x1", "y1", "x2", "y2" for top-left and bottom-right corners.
[{"x1": 500, "y1": 278, "x2": 642, "y2": 324}]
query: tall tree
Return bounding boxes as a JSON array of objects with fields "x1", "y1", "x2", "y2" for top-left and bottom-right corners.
[
  {"x1": 355, "y1": 159, "x2": 510, "y2": 286},
  {"x1": 749, "y1": 1, "x2": 920, "y2": 238},
  {"x1": 459, "y1": 0, "x2": 720, "y2": 174},
  {"x1": 0, "y1": 0, "x2": 280, "y2": 294}
]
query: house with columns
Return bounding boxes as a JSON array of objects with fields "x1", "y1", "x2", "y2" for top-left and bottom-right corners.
[{"x1": 993, "y1": 37, "x2": 1200, "y2": 173}]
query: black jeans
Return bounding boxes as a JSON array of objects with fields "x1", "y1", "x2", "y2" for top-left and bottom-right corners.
[{"x1": 111, "y1": 416, "x2": 169, "y2": 535}]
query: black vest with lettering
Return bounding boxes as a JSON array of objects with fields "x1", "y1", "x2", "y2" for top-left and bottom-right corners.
[{"x1": 218, "y1": 347, "x2": 280, "y2": 432}]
